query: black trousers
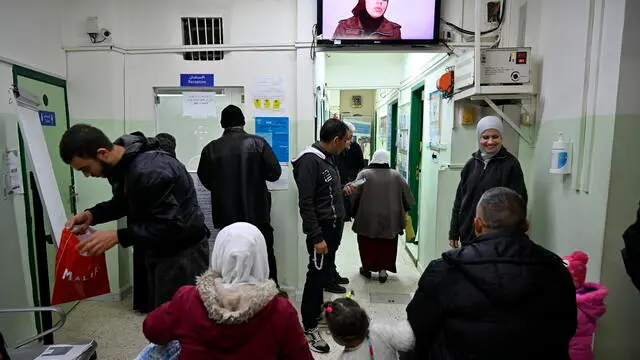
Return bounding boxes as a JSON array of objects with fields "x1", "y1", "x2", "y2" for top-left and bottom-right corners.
[
  {"x1": 132, "y1": 245, "x2": 151, "y2": 314},
  {"x1": 301, "y1": 221, "x2": 343, "y2": 330},
  {"x1": 326, "y1": 221, "x2": 344, "y2": 286},
  {"x1": 144, "y1": 239, "x2": 209, "y2": 310},
  {"x1": 255, "y1": 223, "x2": 279, "y2": 288}
]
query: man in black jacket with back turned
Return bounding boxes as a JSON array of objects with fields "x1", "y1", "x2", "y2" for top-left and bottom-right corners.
[
  {"x1": 197, "y1": 105, "x2": 282, "y2": 286},
  {"x1": 60, "y1": 125, "x2": 210, "y2": 311},
  {"x1": 405, "y1": 187, "x2": 576, "y2": 360}
]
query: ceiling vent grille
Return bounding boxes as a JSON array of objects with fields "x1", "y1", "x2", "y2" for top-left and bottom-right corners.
[{"x1": 181, "y1": 17, "x2": 224, "y2": 61}]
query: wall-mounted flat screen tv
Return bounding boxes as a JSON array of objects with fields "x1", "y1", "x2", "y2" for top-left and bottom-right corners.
[{"x1": 317, "y1": 0, "x2": 441, "y2": 45}]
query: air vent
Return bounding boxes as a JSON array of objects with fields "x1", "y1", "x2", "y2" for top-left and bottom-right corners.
[{"x1": 181, "y1": 17, "x2": 224, "y2": 61}]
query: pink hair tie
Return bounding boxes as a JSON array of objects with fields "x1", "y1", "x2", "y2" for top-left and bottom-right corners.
[{"x1": 326, "y1": 306, "x2": 333, "y2": 313}]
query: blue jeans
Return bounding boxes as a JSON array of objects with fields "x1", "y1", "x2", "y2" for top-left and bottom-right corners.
[{"x1": 135, "y1": 341, "x2": 181, "y2": 360}]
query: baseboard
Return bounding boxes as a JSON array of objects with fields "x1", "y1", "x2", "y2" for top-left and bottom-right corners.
[{"x1": 88, "y1": 284, "x2": 132, "y2": 302}]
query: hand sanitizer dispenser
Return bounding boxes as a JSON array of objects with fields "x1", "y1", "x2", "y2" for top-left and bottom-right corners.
[{"x1": 550, "y1": 132, "x2": 572, "y2": 175}]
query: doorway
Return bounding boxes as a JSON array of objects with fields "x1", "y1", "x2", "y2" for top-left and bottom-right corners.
[
  {"x1": 406, "y1": 84, "x2": 425, "y2": 259},
  {"x1": 389, "y1": 101, "x2": 399, "y2": 169},
  {"x1": 13, "y1": 65, "x2": 77, "y2": 339}
]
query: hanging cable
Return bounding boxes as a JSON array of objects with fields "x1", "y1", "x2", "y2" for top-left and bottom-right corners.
[{"x1": 310, "y1": 24, "x2": 317, "y2": 60}]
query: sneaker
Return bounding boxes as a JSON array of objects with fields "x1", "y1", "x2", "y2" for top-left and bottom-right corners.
[
  {"x1": 324, "y1": 283, "x2": 347, "y2": 294},
  {"x1": 305, "y1": 328, "x2": 330, "y2": 353}
]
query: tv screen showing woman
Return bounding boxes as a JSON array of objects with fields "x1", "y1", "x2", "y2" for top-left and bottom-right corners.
[{"x1": 322, "y1": 0, "x2": 438, "y2": 41}]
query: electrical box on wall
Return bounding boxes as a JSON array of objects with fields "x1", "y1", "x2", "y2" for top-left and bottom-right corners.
[{"x1": 455, "y1": 47, "x2": 531, "y2": 89}]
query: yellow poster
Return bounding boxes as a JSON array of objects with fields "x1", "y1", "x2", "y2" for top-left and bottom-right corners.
[
  {"x1": 253, "y1": 98, "x2": 262, "y2": 109},
  {"x1": 264, "y1": 99, "x2": 272, "y2": 109},
  {"x1": 273, "y1": 99, "x2": 281, "y2": 110}
]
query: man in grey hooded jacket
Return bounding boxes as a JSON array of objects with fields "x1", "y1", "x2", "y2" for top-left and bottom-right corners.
[{"x1": 292, "y1": 119, "x2": 353, "y2": 354}]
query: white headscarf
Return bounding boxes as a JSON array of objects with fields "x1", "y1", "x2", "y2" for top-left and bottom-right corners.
[
  {"x1": 370, "y1": 150, "x2": 391, "y2": 165},
  {"x1": 210, "y1": 222, "x2": 269, "y2": 286},
  {"x1": 476, "y1": 116, "x2": 504, "y2": 161}
]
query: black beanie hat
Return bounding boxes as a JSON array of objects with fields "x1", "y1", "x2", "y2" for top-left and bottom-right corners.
[{"x1": 220, "y1": 105, "x2": 246, "y2": 128}]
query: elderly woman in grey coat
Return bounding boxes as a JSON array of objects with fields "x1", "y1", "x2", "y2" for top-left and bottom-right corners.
[{"x1": 351, "y1": 150, "x2": 415, "y2": 283}]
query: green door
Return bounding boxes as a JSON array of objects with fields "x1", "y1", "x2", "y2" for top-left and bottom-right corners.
[
  {"x1": 14, "y1": 67, "x2": 77, "y2": 330},
  {"x1": 408, "y1": 85, "x2": 425, "y2": 235}
]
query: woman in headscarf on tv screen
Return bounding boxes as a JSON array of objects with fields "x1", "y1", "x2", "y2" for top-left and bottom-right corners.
[{"x1": 332, "y1": 0, "x2": 402, "y2": 40}]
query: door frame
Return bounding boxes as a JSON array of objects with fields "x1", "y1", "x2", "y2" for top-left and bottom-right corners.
[
  {"x1": 12, "y1": 65, "x2": 74, "y2": 337},
  {"x1": 408, "y1": 82, "x2": 425, "y2": 231},
  {"x1": 389, "y1": 101, "x2": 399, "y2": 169}
]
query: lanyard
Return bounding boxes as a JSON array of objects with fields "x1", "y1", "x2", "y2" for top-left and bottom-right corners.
[{"x1": 366, "y1": 336, "x2": 374, "y2": 360}]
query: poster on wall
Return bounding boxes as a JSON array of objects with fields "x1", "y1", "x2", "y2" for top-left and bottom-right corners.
[
  {"x1": 252, "y1": 75, "x2": 286, "y2": 116},
  {"x1": 255, "y1": 117, "x2": 289, "y2": 163},
  {"x1": 378, "y1": 115, "x2": 388, "y2": 150},
  {"x1": 183, "y1": 92, "x2": 216, "y2": 118},
  {"x1": 428, "y1": 90, "x2": 442, "y2": 146}
]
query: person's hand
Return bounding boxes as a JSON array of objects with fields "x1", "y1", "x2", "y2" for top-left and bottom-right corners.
[
  {"x1": 66, "y1": 211, "x2": 93, "y2": 234},
  {"x1": 449, "y1": 239, "x2": 460, "y2": 249},
  {"x1": 77, "y1": 230, "x2": 118, "y2": 256},
  {"x1": 314, "y1": 240, "x2": 329, "y2": 255},
  {"x1": 343, "y1": 184, "x2": 356, "y2": 196}
]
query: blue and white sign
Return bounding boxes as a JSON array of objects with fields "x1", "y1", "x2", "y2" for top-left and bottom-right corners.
[
  {"x1": 180, "y1": 74, "x2": 214, "y2": 87},
  {"x1": 38, "y1": 111, "x2": 56, "y2": 126},
  {"x1": 256, "y1": 117, "x2": 289, "y2": 163}
]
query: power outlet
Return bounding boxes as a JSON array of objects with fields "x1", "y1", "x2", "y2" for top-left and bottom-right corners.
[{"x1": 440, "y1": 29, "x2": 455, "y2": 42}]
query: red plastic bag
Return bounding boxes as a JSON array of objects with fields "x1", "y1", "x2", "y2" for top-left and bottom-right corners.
[{"x1": 51, "y1": 228, "x2": 111, "y2": 305}]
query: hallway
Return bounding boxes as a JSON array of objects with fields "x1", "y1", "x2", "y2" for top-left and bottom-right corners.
[{"x1": 54, "y1": 228, "x2": 421, "y2": 359}]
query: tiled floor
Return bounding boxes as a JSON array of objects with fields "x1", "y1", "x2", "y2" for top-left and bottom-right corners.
[{"x1": 55, "y1": 228, "x2": 421, "y2": 359}]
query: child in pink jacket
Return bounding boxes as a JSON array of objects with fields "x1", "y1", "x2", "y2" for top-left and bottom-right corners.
[{"x1": 562, "y1": 251, "x2": 608, "y2": 360}]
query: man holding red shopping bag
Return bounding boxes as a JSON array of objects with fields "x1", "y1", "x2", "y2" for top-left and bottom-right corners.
[{"x1": 59, "y1": 124, "x2": 210, "y2": 311}]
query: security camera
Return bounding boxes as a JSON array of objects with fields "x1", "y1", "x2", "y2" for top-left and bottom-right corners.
[{"x1": 88, "y1": 28, "x2": 112, "y2": 43}]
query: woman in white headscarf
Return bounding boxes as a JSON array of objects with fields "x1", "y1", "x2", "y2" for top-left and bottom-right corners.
[
  {"x1": 448, "y1": 116, "x2": 528, "y2": 249},
  {"x1": 351, "y1": 150, "x2": 415, "y2": 283},
  {"x1": 141, "y1": 222, "x2": 313, "y2": 360}
]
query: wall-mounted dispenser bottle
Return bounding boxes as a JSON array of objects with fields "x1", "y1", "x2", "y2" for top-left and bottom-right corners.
[{"x1": 550, "y1": 132, "x2": 572, "y2": 175}]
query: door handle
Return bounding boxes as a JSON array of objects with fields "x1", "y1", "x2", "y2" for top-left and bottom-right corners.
[{"x1": 69, "y1": 184, "x2": 79, "y2": 205}]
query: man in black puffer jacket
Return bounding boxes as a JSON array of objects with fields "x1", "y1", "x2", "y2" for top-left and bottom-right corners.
[
  {"x1": 60, "y1": 125, "x2": 210, "y2": 311},
  {"x1": 405, "y1": 187, "x2": 576, "y2": 360},
  {"x1": 197, "y1": 105, "x2": 282, "y2": 286}
]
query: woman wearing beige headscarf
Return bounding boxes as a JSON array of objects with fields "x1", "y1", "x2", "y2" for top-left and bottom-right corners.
[{"x1": 351, "y1": 150, "x2": 415, "y2": 283}]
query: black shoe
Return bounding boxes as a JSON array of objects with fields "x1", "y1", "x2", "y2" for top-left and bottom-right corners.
[
  {"x1": 324, "y1": 283, "x2": 347, "y2": 294},
  {"x1": 379, "y1": 270, "x2": 388, "y2": 284},
  {"x1": 360, "y1": 267, "x2": 372, "y2": 279},
  {"x1": 335, "y1": 273, "x2": 350, "y2": 285}
]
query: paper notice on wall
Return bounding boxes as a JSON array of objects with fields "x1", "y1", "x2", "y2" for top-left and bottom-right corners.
[
  {"x1": 266, "y1": 164, "x2": 289, "y2": 191},
  {"x1": 183, "y1": 92, "x2": 215, "y2": 118},
  {"x1": 252, "y1": 76, "x2": 286, "y2": 116}
]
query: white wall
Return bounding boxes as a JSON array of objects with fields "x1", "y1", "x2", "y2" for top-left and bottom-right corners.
[
  {"x1": 596, "y1": 0, "x2": 640, "y2": 357},
  {"x1": 325, "y1": 53, "x2": 405, "y2": 89},
  {"x1": 0, "y1": 0, "x2": 66, "y2": 77},
  {"x1": 522, "y1": 0, "x2": 638, "y2": 357}
]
